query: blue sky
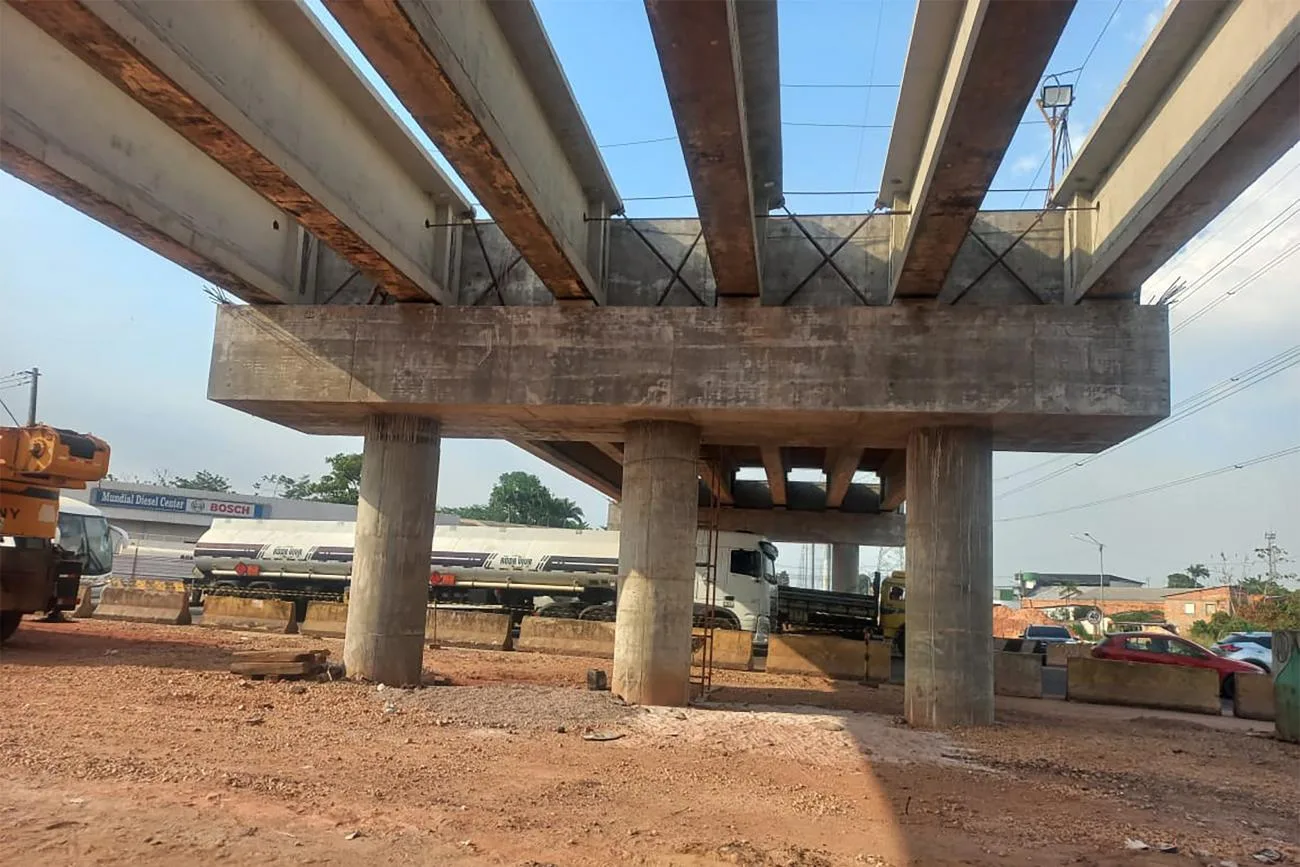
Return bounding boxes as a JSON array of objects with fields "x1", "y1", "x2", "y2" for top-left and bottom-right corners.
[{"x1": 2, "y1": 0, "x2": 1296, "y2": 586}]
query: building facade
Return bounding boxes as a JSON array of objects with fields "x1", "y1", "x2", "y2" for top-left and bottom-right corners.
[{"x1": 66, "y1": 481, "x2": 459, "y2": 542}]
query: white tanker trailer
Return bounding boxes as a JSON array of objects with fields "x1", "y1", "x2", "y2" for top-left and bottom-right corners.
[{"x1": 192, "y1": 520, "x2": 778, "y2": 645}]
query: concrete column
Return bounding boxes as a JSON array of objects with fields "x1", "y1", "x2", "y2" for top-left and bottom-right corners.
[
  {"x1": 830, "y1": 544, "x2": 860, "y2": 593},
  {"x1": 904, "y1": 426, "x2": 994, "y2": 728},
  {"x1": 343, "y1": 414, "x2": 440, "y2": 686},
  {"x1": 613, "y1": 420, "x2": 700, "y2": 706}
]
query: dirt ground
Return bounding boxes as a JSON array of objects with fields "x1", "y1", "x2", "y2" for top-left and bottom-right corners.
[{"x1": 1, "y1": 619, "x2": 1296, "y2": 867}]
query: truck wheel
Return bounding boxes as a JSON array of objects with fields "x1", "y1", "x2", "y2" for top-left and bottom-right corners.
[{"x1": 0, "y1": 611, "x2": 22, "y2": 644}]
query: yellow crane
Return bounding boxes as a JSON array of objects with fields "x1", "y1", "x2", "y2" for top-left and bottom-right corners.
[{"x1": 0, "y1": 424, "x2": 111, "y2": 642}]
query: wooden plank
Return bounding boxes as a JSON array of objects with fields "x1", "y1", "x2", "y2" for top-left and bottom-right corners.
[
  {"x1": 231, "y1": 649, "x2": 329, "y2": 663},
  {"x1": 230, "y1": 661, "x2": 319, "y2": 677}
]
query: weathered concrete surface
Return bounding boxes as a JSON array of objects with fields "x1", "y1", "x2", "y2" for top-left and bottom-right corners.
[
  {"x1": 516, "y1": 616, "x2": 616, "y2": 659},
  {"x1": 1056, "y1": 0, "x2": 1300, "y2": 301},
  {"x1": 0, "y1": 4, "x2": 303, "y2": 305},
  {"x1": 644, "y1": 0, "x2": 763, "y2": 299},
  {"x1": 713, "y1": 508, "x2": 904, "y2": 547},
  {"x1": 1233, "y1": 671, "x2": 1276, "y2": 721},
  {"x1": 994, "y1": 652, "x2": 1043, "y2": 699},
  {"x1": 1067, "y1": 657, "x2": 1220, "y2": 715},
  {"x1": 93, "y1": 588, "x2": 190, "y2": 626},
  {"x1": 300, "y1": 601, "x2": 349, "y2": 638},
  {"x1": 692, "y1": 627, "x2": 754, "y2": 672},
  {"x1": 201, "y1": 595, "x2": 298, "y2": 634},
  {"x1": 426, "y1": 609, "x2": 513, "y2": 651},
  {"x1": 72, "y1": 585, "x2": 96, "y2": 619},
  {"x1": 459, "y1": 211, "x2": 1064, "y2": 309},
  {"x1": 905, "y1": 427, "x2": 993, "y2": 728},
  {"x1": 344, "y1": 415, "x2": 440, "y2": 686},
  {"x1": 766, "y1": 634, "x2": 866, "y2": 680},
  {"x1": 830, "y1": 544, "x2": 860, "y2": 593},
  {"x1": 325, "y1": 0, "x2": 617, "y2": 303},
  {"x1": 884, "y1": 0, "x2": 1075, "y2": 301},
  {"x1": 1046, "y1": 642, "x2": 1093, "y2": 667},
  {"x1": 613, "y1": 422, "x2": 700, "y2": 706},
  {"x1": 866, "y1": 638, "x2": 892, "y2": 683},
  {"x1": 7, "y1": 0, "x2": 467, "y2": 303},
  {"x1": 209, "y1": 304, "x2": 1170, "y2": 452}
]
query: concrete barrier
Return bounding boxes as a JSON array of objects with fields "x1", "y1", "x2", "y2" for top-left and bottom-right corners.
[
  {"x1": 93, "y1": 587, "x2": 190, "y2": 625},
  {"x1": 515, "y1": 616, "x2": 615, "y2": 658},
  {"x1": 691, "y1": 628, "x2": 753, "y2": 671},
  {"x1": 1066, "y1": 657, "x2": 1220, "y2": 715},
  {"x1": 866, "y1": 639, "x2": 892, "y2": 683},
  {"x1": 994, "y1": 652, "x2": 1043, "y2": 698},
  {"x1": 766, "y1": 634, "x2": 865, "y2": 680},
  {"x1": 1046, "y1": 643, "x2": 1093, "y2": 667},
  {"x1": 1233, "y1": 672, "x2": 1276, "y2": 721},
  {"x1": 72, "y1": 585, "x2": 96, "y2": 618},
  {"x1": 300, "y1": 601, "x2": 349, "y2": 638},
  {"x1": 426, "y1": 609, "x2": 514, "y2": 651},
  {"x1": 200, "y1": 595, "x2": 297, "y2": 634}
]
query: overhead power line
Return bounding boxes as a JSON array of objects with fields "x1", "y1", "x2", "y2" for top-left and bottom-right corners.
[
  {"x1": 997, "y1": 344, "x2": 1300, "y2": 498},
  {"x1": 1170, "y1": 197, "x2": 1300, "y2": 307},
  {"x1": 997, "y1": 443, "x2": 1300, "y2": 523},
  {"x1": 1074, "y1": 0, "x2": 1123, "y2": 88},
  {"x1": 1172, "y1": 241, "x2": 1300, "y2": 335}
]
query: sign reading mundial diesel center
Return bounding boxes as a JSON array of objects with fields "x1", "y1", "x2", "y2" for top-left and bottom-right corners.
[{"x1": 91, "y1": 488, "x2": 267, "y2": 519}]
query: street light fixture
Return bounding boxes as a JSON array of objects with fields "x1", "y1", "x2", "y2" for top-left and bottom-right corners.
[
  {"x1": 1040, "y1": 82, "x2": 1075, "y2": 109},
  {"x1": 1072, "y1": 532, "x2": 1105, "y2": 634}
]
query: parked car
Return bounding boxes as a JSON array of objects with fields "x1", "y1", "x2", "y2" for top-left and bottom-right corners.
[
  {"x1": 1091, "y1": 631, "x2": 1265, "y2": 698},
  {"x1": 1211, "y1": 632, "x2": 1274, "y2": 674},
  {"x1": 1021, "y1": 624, "x2": 1076, "y2": 644}
]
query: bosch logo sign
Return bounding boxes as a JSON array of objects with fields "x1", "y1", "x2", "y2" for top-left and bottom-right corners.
[{"x1": 206, "y1": 501, "x2": 254, "y2": 516}]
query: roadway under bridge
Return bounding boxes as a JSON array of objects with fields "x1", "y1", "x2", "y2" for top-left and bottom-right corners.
[{"x1": 3, "y1": 0, "x2": 1296, "y2": 726}]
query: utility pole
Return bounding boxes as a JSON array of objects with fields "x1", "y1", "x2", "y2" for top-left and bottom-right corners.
[
  {"x1": 1264, "y1": 531, "x2": 1279, "y2": 582},
  {"x1": 26, "y1": 367, "x2": 39, "y2": 425}
]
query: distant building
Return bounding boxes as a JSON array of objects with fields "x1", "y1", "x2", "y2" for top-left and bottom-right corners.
[
  {"x1": 1162, "y1": 586, "x2": 1248, "y2": 633},
  {"x1": 1017, "y1": 571, "x2": 1144, "y2": 591},
  {"x1": 66, "y1": 480, "x2": 459, "y2": 543}
]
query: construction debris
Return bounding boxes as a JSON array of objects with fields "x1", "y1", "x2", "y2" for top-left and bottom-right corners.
[{"x1": 229, "y1": 649, "x2": 329, "y2": 680}]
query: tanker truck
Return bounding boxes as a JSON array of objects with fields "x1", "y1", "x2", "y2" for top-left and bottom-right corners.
[{"x1": 192, "y1": 520, "x2": 779, "y2": 645}]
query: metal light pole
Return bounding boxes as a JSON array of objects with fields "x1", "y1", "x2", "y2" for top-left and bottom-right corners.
[{"x1": 1073, "y1": 532, "x2": 1105, "y2": 634}]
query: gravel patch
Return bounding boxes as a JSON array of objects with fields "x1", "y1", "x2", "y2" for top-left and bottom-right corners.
[{"x1": 384, "y1": 683, "x2": 636, "y2": 732}]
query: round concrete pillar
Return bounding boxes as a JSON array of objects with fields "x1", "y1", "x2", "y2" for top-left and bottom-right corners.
[
  {"x1": 904, "y1": 426, "x2": 994, "y2": 728},
  {"x1": 830, "y1": 544, "x2": 860, "y2": 593},
  {"x1": 613, "y1": 420, "x2": 700, "y2": 706},
  {"x1": 344, "y1": 414, "x2": 440, "y2": 686}
]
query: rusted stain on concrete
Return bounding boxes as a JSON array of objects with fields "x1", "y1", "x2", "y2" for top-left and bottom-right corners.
[
  {"x1": 323, "y1": 0, "x2": 597, "y2": 303},
  {"x1": 894, "y1": 0, "x2": 1075, "y2": 301},
  {"x1": 0, "y1": 142, "x2": 281, "y2": 305},
  {"x1": 644, "y1": 0, "x2": 762, "y2": 298},
  {"x1": 9, "y1": 0, "x2": 440, "y2": 303}
]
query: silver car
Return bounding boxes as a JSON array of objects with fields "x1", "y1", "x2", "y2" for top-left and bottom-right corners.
[{"x1": 1211, "y1": 632, "x2": 1273, "y2": 673}]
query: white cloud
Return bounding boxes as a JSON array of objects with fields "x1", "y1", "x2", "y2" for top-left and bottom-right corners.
[
  {"x1": 1144, "y1": 143, "x2": 1300, "y2": 340},
  {"x1": 1011, "y1": 154, "x2": 1041, "y2": 176}
]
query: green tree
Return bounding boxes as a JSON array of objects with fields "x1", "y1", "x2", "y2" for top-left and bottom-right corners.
[
  {"x1": 1166, "y1": 572, "x2": 1201, "y2": 589},
  {"x1": 1240, "y1": 576, "x2": 1288, "y2": 597},
  {"x1": 253, "y1": 473, "x2": 313, "y2": 499},
  {"x1": 1187, "y1": 563, "x2": 1211, "y2": 583},
  {"x1": 304, "y1": 453, "x2": 364, "y2": 505},
  {"x1": 448, "y1": 472, "x2": 587, "y2": 529},
  {"x1": 1059, "y1": 581, "x2": 1081, "y2": 600},
  {"x1": 168, "y1": 470, "x2": 233, "y2": 493}
]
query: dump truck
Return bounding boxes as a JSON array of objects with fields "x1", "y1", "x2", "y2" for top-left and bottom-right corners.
[
  {"x1": 773, "y1": 570, "x2": 906, "y2": 649},
  {"x1": 0, "y1": 424, "x2": 113, "y2": 642}
]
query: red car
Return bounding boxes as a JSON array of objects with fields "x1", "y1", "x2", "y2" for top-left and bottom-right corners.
[{"x1": 1091, "y1": 632, "x2": 1265, "y2": 697}]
